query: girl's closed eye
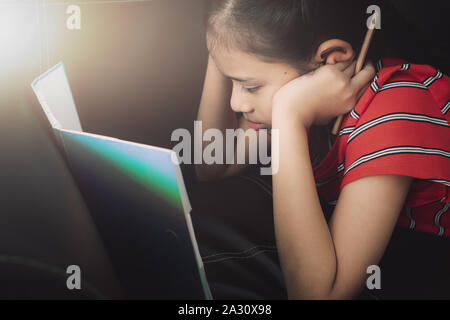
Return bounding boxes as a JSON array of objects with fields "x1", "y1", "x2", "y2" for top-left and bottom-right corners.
[{"x1": 243, "y1": 86, "x2": 260, "y2": 93}]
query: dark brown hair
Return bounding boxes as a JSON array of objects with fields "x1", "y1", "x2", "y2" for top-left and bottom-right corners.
[
  {"x1": 205, "y1": 0, "x2": 449, "y2": 73},
  {"x1": 206, "y1": 0, "x2": 368, "y2": 68}
]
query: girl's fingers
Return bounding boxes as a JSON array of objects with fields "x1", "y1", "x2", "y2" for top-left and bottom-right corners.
[
  {"x1": 343, "y1": 60, "x2": 357, "y2": 77},
  {"x1": 350, "y1": 62, "x2": 376, "y2": 90},
  {"x1": 332, "y1": 61, "x2": 356, "y2": 74}
]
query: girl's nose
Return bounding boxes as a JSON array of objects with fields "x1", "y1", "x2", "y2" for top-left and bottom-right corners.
[
  {"x1": 230, "y1": 90, "x2": 254, "y2": 114},
  {"x1": 231, "y1": 102, "x2": 254, "y2": 113}
]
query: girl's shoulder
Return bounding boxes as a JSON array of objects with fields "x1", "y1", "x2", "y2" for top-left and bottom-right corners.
[
  {"x1": 351, "y1": 57, "x2": 450, "y2": 125},
  {"x1": 375, "y1": 57, "x2": 442, "y2": 81},
  {"x1": 336, "y1": 57, "x2": 449, "y2": 200}
]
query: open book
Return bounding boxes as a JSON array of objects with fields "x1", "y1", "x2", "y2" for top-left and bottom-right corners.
[{"x1": 31, "y1": 62, "x2": 212, "y2": 299}]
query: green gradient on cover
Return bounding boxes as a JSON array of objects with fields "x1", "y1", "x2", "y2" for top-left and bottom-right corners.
[{"x1": 62, "y1": 131, "x2": 183, "y2": 211}]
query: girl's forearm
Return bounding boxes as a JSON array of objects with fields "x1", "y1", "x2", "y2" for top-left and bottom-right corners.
[
  {"x1": 195, "y1": 55, "x2": 238, "y2": 180},
  {"x1": 272, "y1": 110, "x2": 337, "y2": 299},
  {"x1": 197, "y1": 55, "x2": 236, "y2": 131}
]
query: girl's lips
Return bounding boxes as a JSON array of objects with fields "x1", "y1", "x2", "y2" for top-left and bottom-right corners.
[{"x1": 246, "y1": 119, "x2": 267, "y2": 130}]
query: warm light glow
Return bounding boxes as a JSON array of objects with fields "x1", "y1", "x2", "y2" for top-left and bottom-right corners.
[{"x1": 0, "y1": 2, "x2": 39, "y2": 74}]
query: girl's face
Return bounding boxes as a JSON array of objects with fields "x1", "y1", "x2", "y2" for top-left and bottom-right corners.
[{"x1": 210, "y1": 45, "x2": 304, "y2": 129}]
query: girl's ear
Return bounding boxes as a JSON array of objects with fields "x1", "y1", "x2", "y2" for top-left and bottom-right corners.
[{"x1": 312, "y1": 39, "x2": 354, "y2": 66}]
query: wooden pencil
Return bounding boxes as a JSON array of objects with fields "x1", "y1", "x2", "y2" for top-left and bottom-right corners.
[{"x1": 331, "y1": 12, "x2": 378, "y2": 135}]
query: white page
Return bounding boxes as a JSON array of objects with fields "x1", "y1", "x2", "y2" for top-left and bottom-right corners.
[{"x1": 31, "y1": 62, "x2": 83, "y2": 132}]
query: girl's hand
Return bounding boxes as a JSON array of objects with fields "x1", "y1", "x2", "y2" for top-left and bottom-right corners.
[{"x1": 272, "y1": 61, "x2": 376, "y2": 128}]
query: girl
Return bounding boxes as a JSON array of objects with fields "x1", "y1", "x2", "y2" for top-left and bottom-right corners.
[{"x1": 194, "y1": 0, "x2": 450, "y2": 299}]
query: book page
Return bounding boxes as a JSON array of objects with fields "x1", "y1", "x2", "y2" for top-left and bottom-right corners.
[{"x1": 31, "y1": 62, "x2": 83, "y2": 132}]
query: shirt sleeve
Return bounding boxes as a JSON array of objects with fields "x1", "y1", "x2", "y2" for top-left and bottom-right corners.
[{"x1": 340, "y1": 76, "x2": 450, "y2": 204}]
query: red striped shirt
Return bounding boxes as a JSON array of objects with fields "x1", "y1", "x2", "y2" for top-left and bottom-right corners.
[{"x1": 312, "y1": 57, "x2": 450, "y2": 237}]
